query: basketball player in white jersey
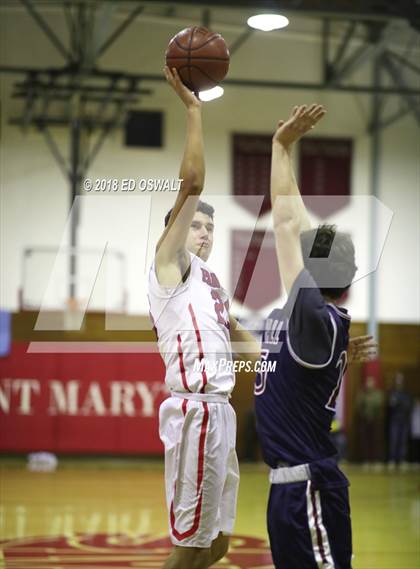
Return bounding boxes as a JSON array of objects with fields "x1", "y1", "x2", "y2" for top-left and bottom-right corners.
[{"x1": 148, "y1": 67, "x2": 259, "y2": 569}]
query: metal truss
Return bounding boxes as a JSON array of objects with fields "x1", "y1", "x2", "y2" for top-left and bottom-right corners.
[
  {"x1": 321, "y1": 19, "x2": 420, "y2": 131},
  {"x1": 2, "y1": 4, "x2": 419, "y2": 120},
  {"x1": 1, "y1": 0, "x2": 148, "y2": 299},
  {"x1": 1, "y1": 0, "x2": 419, "y2": 303}
]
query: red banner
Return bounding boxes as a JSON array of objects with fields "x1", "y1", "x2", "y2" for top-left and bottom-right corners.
[
  {"x1": 299, "y1": 137, "x2": 352, "y2": 218},
  {"x1": 0, "y1": 342, "x2": 167, "y2": 454},
  {"x1": 232, "y1": 134, "x2": 272, "y2": 216}
]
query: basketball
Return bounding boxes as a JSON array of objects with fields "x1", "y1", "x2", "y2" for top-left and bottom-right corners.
[{"x1": 165, "y1": 26, "x2": 230, "y2": 92}]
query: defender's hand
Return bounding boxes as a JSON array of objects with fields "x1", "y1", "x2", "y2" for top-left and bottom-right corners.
[
  {"x1": 273, "y1": 104, "x2": 326, "y2": 149},
  {"x1": 347, "y1": 335, "x2": 378, "y2": 364},
  {"x1": 164, "y1": 66, "x2": 201, "y2": 109}
]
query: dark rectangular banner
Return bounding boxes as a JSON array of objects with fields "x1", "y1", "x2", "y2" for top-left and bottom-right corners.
[{"x1": 299, "y1": 137, "x2": 352, "y2": 218}]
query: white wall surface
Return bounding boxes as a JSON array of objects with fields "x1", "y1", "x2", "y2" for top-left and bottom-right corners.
[{"x1": 1, "y1": 6, "x2": 419, "y2": 323}]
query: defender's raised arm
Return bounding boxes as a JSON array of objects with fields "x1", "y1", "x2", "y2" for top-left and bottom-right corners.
[{"x1": 270, "y1": 104, "x2": 326, "y2": 293}]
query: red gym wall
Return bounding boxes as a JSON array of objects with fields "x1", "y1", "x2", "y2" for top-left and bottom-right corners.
[
  {"x1": 0, "y1": 313, "x2": 167, "y2": 455},
  {"x1": 0, "y1": 312, "x2": 419, "y2": 458}
]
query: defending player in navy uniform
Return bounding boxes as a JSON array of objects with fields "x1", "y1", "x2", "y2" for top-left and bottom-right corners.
[{"x1": 255, "y1": 105, "x2": 376, "y2": 569}]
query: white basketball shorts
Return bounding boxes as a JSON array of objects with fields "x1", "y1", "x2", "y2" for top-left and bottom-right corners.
[{"x1": 159, "y1": 393, "x2": 240, "y2": 548}]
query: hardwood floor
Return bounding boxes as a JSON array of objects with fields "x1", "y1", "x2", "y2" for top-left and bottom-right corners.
[{"x1": 0, "y1": 459, "x2": 418, "y2": 568}]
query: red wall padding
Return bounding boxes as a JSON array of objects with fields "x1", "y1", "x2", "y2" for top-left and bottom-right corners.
[{"x1": 0, "y1": 342, "x2": 167, "y2": 454}]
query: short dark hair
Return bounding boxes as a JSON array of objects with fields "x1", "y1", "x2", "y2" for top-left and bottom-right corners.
[
  {"x1": 300, "y1": 224, "x2": 357, "y2": 300},
  {"x1": 164, "y1": 200, "x2": 215, "y2": 227}
]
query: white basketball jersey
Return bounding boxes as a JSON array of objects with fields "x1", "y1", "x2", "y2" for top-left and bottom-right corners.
[{"x1": 148, "y1": 253, "x2": 235, "y2": 395}]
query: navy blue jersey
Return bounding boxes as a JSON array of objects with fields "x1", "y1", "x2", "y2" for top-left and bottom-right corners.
[{"x1": 255, "y1": 268, "x2": 351, "y2": 468}]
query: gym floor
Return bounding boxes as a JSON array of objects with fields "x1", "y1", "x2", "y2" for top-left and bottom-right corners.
[{"x1": 0, "y1": 458, "x2": 419, "y2": 568}]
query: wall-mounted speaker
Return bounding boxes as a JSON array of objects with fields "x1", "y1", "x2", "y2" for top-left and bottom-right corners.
[{"x1": 124, "y1": 111, "x2": 163, "y2": 148}]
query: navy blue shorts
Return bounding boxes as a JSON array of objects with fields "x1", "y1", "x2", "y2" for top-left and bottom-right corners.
[{"x1": 267, "y1": 480, "x2": 352, "y2": 568}]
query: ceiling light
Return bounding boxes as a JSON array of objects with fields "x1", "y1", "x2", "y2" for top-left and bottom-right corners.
[
  {"x1": 247, "y1": 14, "x2": 289, "y2": 32},
  {"x1": 198, "y1": 86, "x2": 224, "y2": 102}
]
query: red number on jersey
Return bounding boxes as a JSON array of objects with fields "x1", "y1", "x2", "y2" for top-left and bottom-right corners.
[{"x1": 211, "y1": 290, "x2": 230, "y2": 330}]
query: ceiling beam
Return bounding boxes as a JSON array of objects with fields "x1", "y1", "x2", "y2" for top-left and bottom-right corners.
[
  {"x1": 382, "y1": 52, "x2": 420, "y2": 125},
  {"x1": 2, "y1": 65, "x2": 420, "y2": 96}
]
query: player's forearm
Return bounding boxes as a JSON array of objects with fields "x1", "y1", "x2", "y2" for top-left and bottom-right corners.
[
  {"x1": 271, "y1": 143, "x2": 299, "y2": 224},
  {"x1": 271, "y1": 141, "x2": 311, "y2": 231},
  {"x1": 179, "y1": 106, "x2": 205, "y2": 194},
  {"x1": 271, "y1": 141, "x2": 298, "y2": 198},
  {"x1": 229, "y1": 316, "x2": 261, "y2": 364},
  {"x1": 233, "y1": 330, "x2": 261, "y2": 363}
]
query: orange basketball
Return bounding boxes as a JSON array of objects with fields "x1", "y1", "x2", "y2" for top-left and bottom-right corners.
[{"x1": 165, "y1": 26, "x2": 230, "y2": 92}]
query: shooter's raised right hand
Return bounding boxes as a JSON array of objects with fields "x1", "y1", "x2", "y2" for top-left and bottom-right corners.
[{"x1": 164, "y1": 66, "x2": 201, "y2": 110}]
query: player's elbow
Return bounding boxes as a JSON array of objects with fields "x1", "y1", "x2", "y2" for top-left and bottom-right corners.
[
  {"x1": 273, "y1": 210, "x2": 301, "y2": 236},
  {"x1": 272, "y1": 196, "x2": 301, "y2": 232},
  {"x1": 181, "y1": 169, "x2": 204, "y2": 195}
]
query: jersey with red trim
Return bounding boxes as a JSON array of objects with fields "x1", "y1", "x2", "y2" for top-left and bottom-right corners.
[{"x1": 148, "y1": 252, "x2": 234, "y2": 395}]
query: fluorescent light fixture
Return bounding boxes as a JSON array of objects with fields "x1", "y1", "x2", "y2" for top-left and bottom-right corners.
[
  {"x1": 199, "y1": 86, "x2": 224, "y2": 102},
  {"x1": 247, "y1": 14, "x2": 289, "y2": 32}
]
